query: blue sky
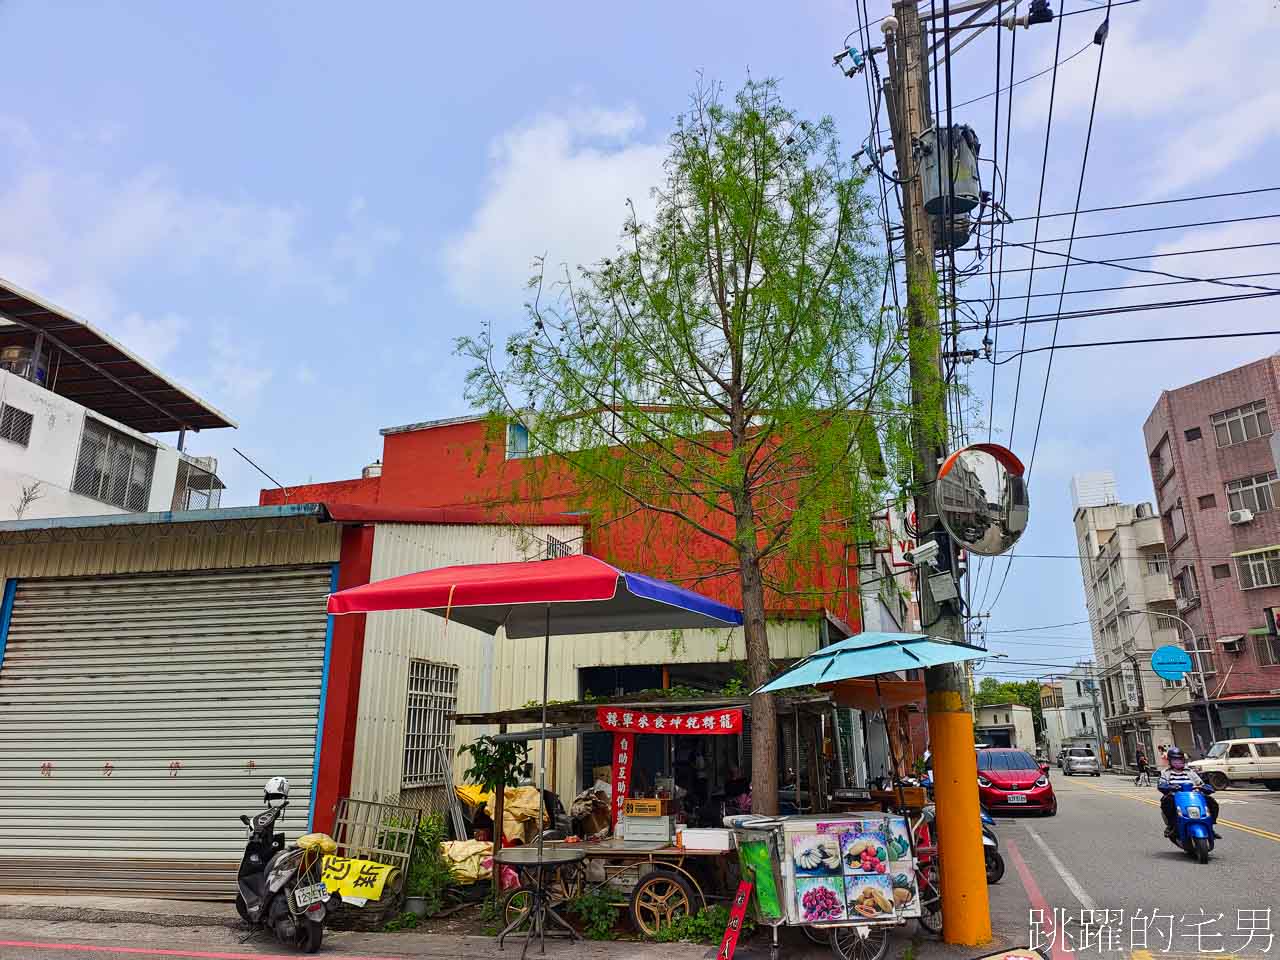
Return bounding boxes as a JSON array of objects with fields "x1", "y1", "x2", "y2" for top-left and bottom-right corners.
[{"x1": 2, "y1": 1, "x2": 1277, "y2": 669}]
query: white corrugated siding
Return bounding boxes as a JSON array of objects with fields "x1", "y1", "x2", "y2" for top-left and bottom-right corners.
[
  {"x1": 493, "y1": 619, "x2": 821, "y2": 796},
  {"x1": 348, "y1": 523, "x2": 584, "y2": 803},
  {"x1": 0, "y1": 565, "x2": 334, "y2": 897}
]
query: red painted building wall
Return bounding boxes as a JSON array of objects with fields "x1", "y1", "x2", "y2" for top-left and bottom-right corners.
[{"x1": 263, "y1": 417, "x2": 860, "y2": 623}]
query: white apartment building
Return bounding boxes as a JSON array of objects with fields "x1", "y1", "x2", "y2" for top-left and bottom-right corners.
[
  {"x1": 1073, "y1": 496, "x2": 1194, "y2": 767},
  {"x1": 0, "y1": 279, "x2": 232, "y2": 522},
  {"x1": 1070, "y1": 471, "x2": 1118, "y2": 511}
]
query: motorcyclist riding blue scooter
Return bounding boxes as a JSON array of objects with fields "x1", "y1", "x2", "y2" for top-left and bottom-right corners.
[{"x1": 1158, "y1": 747, "x2": 1220, "y2": 840}]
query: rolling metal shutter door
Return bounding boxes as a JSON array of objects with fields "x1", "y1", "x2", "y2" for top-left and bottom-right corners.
[{"x1": 0, "y1": 565, "x2": 332, "y2": 898}]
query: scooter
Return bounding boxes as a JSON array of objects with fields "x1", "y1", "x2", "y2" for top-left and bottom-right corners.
[
  {"x1": 1158, "y1": 781, "x2": 1217, "y2": 864},
  {"x1": 235, "y1": 777, "x2": 334, "y2": 953},
  {"x1": 981, "y1": 807, "x2": 1005, "y2": 884}
]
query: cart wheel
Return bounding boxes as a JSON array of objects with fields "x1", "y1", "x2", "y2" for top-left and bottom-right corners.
[
  {"x1": 502, "y1": 885, "x2": 535, "y2": 933},
  {"x1": 802, "y1": 926, "x2": 831, "y2": 945},
  {"x1": 549, "y1": 864, "x2": 584, "y2": 905},
  {"x1": 830, "y1": 926, "x2": 890, "y2": 960},
  {"x1": 629, "y1": 870, "x2": 695, "y2": 937}
]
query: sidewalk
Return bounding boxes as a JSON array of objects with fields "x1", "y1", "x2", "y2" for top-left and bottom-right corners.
[{"x1": 0, "y1": 894, "x2": 1028, "y2": 960}]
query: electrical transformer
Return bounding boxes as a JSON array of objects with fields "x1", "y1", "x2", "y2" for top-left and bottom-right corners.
[{"x1": 919, "y1": 124, "x2": 981, "y2": 216}]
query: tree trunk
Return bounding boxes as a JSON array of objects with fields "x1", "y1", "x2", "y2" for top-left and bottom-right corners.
[{"x1": 739, "y1": 547, "x2": 778, "y2": 815}]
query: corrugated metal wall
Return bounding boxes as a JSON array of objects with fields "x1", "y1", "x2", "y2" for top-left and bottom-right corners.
[
  {"x1": 348, "y1": 523, "x2": 583, "y2": 804},
  {"x1": 0, "y1": 517, "x2": 340, "y2": 580},
  {"x1": 493, "y1": 619, "x2": 821, "y2": 796}
]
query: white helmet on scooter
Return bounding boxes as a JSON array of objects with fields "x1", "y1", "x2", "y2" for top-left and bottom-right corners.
[{"x1": 264, "y1": 776, "x2": 290, "y2": 806}]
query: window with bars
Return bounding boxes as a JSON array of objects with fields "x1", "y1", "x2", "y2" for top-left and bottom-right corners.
[
  {"x1": 1146, "y1": 553, "x2": 1169, "y2": 574},
  {"x1": 71, "y1": 419, "x2": 156, "y2": 511},
  {"x1": 402, "y1": 659, "x2": 459, "y2": 788},
  {"x1": 1254, "y1": 634, "x2": 1280, "y2": 668},
  {"x1": 1174, "y1": 565, "x2": 1200, "y2": 603},
  {"x1": 171, "y1": 457, "x2": 224, "y2": 511},
  {"x1": 0, "y1": 404, "x2": 33, "y2": 446},
  {"x1": 1186, "y1": 635, "x2": 1216, "y2": 678},
  {"x1": 1236, "y1": 549, "x2": 1280, "y2": 590},
  {"x1": 1226, "y1": 472, "x2": 1278, "y2": 514},
  {"x1": 1212, "y1": 399, "x2": 1271, "y2": 447}
]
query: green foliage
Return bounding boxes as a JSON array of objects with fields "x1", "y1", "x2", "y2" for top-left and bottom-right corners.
[
  {"x1": 404, "y1": 813, "x2": 454, "y2": 916},
  {"x1": 383, "y1": 911, "x2": 420, "y2": 932},
  {"x1": 567, "y1": 889, "x2": 622, "y2": 940},
  {"x1": 651, "y1": 905, "x2": 754, "y2": 943},
  {"x1": 458, "y1": 735, "x2": 532, "y2": 793},
  {"x1": 456, "y1": 75, "x2": 904, "y2": 608},
  {"x1": 974, "y1": 677, "x2": 1045, "y2": 736}
]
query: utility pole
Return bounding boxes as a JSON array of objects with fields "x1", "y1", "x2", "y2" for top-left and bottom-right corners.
[
  {"x1": 1084, "y1": 668, "x2": 1108, "y2": 768},
  {"x1": 881, "y1": 2, "x2": 991, "y2": 946}
]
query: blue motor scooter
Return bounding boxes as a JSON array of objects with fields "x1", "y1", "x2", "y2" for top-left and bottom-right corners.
[{"x1": 1158, "y1": 781, "x2": 1216, "y2": 864}]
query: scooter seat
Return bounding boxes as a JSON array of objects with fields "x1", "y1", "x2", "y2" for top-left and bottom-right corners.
[{"x1": 296, "y1": 833, "x2": 337, "y2": 854}]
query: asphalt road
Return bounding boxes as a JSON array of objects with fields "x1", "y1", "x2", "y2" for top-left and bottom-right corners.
[{"x1": 2, "y1": 775, "x2": 1276, "y2": 960}]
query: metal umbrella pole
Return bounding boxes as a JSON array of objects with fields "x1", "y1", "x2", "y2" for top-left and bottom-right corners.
[{"x1": 538, "y1": 605, "x2": 550, "y2": 860}]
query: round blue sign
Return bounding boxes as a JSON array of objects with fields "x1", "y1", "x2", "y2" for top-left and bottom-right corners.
[{"x1": 1151, "y1": 645, "x2": 1193, "y2": 680}]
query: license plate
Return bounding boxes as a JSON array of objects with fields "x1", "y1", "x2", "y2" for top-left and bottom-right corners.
[
  {"x1": 294, "y1": 883, "x2": 327, "y2": 908},
  {"x1": 1007, "y1": 794, "x2": 1027, "y2": 804}
]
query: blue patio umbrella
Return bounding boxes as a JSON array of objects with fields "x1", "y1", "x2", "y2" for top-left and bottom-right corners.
[{"x1": 753, "y1": 631, "x2": 990, "y2": 694}]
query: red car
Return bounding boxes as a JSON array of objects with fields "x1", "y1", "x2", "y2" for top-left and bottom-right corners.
[{"x1": 976, "y1": 748, "x2": 1057, "y2": 816}]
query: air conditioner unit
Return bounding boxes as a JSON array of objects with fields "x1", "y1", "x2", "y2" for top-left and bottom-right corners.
[{"x1": 1228, "y1": 508, "x2": 1255, "y2": 525}]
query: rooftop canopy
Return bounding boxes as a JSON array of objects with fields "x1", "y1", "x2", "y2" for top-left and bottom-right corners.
[{"x1": 0, "y1": 277, "x2": 235, "y2": 434}]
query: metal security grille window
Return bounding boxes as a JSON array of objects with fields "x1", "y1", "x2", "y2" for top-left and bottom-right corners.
[
  {"x1": 1146, "y1": 553, "x2": 1169, "y2": 574},
  {"x1": 545, "y1": 534, "x2": 573, "y2": 559},
  {"x1": 1212, "y1": 399, "x2": 1271, "y2": 447},
  {"x1": 1187, "y1": 636, "x2": 1217, "y2": 679},
  {"x1": 1237, "y1": 548, "x2": 1280, "y2": 590},
  {"x1": 1226, "y1": 473, "x2": 1278, "y2": 513},
  {"x1": 0, "y1": 404, "x2": 33, "y2": 446},
  {"x1": 1255, "y1": 634, "x2": 1280, "y2": 668},
  {"x1": 171, "y1": 457, "x2": 223, "y2": 511},
  {"x1": 71, "y1": 419, "x2": 156, "y2": 510},
  {"x1": 402, "y1": 659, "x2": 459, "y2": 788}
]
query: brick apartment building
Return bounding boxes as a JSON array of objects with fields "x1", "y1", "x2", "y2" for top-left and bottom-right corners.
[{"x1": 1143, "y1": 355, "x2": 1280, "y2": 745}]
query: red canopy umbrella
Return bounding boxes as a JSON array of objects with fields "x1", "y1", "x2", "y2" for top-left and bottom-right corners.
[{"x1": 327, "y1": 554, "x2": 742, "y2": 847}]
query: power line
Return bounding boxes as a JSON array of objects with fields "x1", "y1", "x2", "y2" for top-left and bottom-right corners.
[
  {"x1": 993, "y1": 327, "x2": 1280, "y2": 362},
  {"x1": 958, "y1": 271, "x2": 1280, "y2": 303},
  {"x1": 969, "y1": 290, "x2": 1280, "y2": 333},
  {"x1": 1004, "y1": 211, "x2": 1280, "y2": 246},
  {"x1": 1006, "y1": 185, "x2": 1280, "y2": 224},
  {"x1": 1027, "y1": 0, "x2": 1112, "y2": 485},
  {"x1": 984, "y1": 618, "x2": 1093, "y2": 633}
]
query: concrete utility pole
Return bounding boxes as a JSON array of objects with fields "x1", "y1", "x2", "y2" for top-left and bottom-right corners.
[
  {"x1": 881, "y1": 2, "x2": 991, "y2": 946},
  {"x1": 1084, "y1": 670, "x2": 1108, "y2": 767}
]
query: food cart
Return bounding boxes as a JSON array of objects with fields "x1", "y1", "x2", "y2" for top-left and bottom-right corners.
[{"x1": 730, "y1": 810, "x2": 921, "y2": 960}]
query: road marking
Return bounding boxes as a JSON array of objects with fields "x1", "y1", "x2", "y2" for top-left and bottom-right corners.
[
  {"x1": 1023, "y1": 824, "x2": 1096, "y2": 911},
  {"x1": 0, "y1": 944, "x2": 403, "y2": 960},
  {"x1": 1006, "y1": 838, "x2": 1071, "y2": 960},
  {"x1": 1076, "y1": 780, "x2": 1280, "y2": 843}
]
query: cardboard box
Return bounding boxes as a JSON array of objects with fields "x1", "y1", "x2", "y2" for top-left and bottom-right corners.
[
  {"x1": 623, "y1": 797, "x2": 672, "y2": 817},
  {"x1": 676, "y1": 828, "x2": 734, "y2": 851}
]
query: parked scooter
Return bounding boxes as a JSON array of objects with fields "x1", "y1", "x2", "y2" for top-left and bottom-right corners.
[
  {"x1": 980, "y1": 806, "x2": 1005, "y2": 884},
  {"x1": 235, "y1": 777, "x2": 335, "y2": 952},
  {"x1": 1157, "y1": 780, "x2": 1218, "y2": 864}
]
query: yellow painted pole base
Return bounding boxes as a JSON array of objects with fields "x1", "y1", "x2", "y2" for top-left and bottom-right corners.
[{"x1": 927, "y1": 698, "x2": 993, "y2": 946}]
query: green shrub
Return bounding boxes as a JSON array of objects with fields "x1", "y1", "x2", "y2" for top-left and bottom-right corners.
[
  {"x1": 404, "y1": 813, "x2": 454, "y2": 917},
  {"x1": 567, "y1": 889, "x2": 622, "y2": 940},
  {"x1": 651, "y1": 905, "x2": 754, "y2": 944}
]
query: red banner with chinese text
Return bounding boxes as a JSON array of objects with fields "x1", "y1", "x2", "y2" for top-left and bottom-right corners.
[
  {"x1": 717, "y1": 881, "x2": 754, "y2": 960},
  {"x1": 596, "y1": 707, "x2": 743, "y2": 735},
  {"x1": 610, "y1": 732, "x2": 633, "y2": 829}
]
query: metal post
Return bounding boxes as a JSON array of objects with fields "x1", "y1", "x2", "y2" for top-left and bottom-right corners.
[
  {"x1": 1122, "y1": 609, "x2": 1218, "y2": 746},
  {"x1": 538, "y1": 606, "x2": 550, "y2": 860},
  {"x1": 882, "y1": 1, "x2": 990, "y2": 944}
]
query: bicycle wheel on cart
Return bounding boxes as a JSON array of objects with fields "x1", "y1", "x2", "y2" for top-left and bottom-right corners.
[{"x1": 830, "y1": 925, "x2": 890, "y2": 960}]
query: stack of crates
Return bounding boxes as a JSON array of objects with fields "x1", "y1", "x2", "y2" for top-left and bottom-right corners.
[{"x1": 620, "y1": 798, "x2": 674, "y2": 847}]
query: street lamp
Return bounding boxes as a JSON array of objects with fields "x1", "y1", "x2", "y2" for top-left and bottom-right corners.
[{"x1": 1119, "y1": 608, "x2": 1219, "y2": 746}]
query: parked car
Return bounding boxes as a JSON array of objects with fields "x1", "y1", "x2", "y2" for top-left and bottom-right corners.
[
  {"x1": 1056, "y1": 747, "x2": 1068, "y2": 769},
  {"x1": 1062, "y1": 746, "x2": 1100, "y2": 777},
  {"x1": 1189, "y1": 738, "x2": 1280, "y2": 790},
  {"x1": 976, "y1": 748, "x2": 1057, "y2": 815}
]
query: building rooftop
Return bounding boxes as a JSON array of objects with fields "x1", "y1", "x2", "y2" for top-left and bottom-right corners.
[{"x1": 0, "y1": 277, "x2": 236, "y2": 434}]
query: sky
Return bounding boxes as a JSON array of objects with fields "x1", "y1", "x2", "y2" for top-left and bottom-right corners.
[{"x1": 2, "y1": 0, "x2": 1278, "y2": 674}]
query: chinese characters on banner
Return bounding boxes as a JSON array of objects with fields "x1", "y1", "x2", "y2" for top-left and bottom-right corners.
[
  {"x1": 611, "y1": 732, "x2": 634, "y2": 829},
  {"x1": 596, "y1": 707, "x2": 743, "y2": 735},
  {"x1": 717, "y1": 881, "x2": 754, "y2": 960}
]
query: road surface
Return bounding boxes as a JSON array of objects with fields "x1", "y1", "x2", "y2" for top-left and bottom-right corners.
[{"x1": 1, "y1": 774, "x2": 1276, "y2": 960}]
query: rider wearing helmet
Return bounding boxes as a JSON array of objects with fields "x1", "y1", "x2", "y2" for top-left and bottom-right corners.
[{"x1": 1157, "y1": 747, "x2": 1219, "y2": 838}]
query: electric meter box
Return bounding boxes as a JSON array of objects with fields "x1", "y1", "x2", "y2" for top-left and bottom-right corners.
[{"x1": 919, "y1": 125, "x2": 981, "y2": 216}]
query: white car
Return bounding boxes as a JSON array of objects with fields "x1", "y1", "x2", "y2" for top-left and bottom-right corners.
[
  {"x1": 1188, "y1": 738, "x2": 1280, "y2": 790},
  {"x1": 1061, "y1": 746, "x2": 1100, "y2": 776}
]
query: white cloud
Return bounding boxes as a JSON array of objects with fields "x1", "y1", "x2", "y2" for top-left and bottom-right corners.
[
  {"x1": 1013, "y1": 3, "x2": 1280, "y2": 195},
  {"x1": 332, "y1": 194, "x2": 402, "y2": 279},
  {"x1": 114, "y1": 311, "x2": 187, "y2": 365},
  {"x1": 200, "y1": 328, "x2": 273, "y2": 411},
  {"x1": 443, "y1": 105, "x2": 667, "y2": 306}
]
